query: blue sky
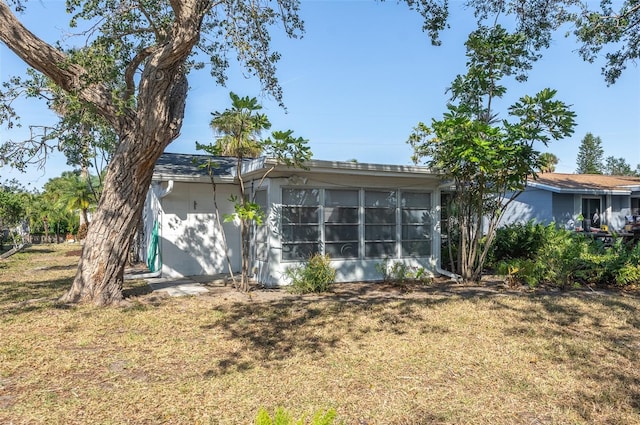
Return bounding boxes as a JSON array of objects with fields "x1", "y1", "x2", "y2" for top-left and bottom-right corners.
[{"x1": 1, "y1": 0, "x2": 639, "y2": 190}]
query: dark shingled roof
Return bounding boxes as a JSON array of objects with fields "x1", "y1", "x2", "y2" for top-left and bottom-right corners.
[{"x1": 153, "y1": 153, "x2": 249, "y2": 177}]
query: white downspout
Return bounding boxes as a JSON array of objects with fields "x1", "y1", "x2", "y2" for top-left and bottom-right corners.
[
  {"x1": 157, "y1": 180, "x2": 174, "y2": 199},
  {"x1": 436, "y1": 264, "x2": 462, "y2": 282}
]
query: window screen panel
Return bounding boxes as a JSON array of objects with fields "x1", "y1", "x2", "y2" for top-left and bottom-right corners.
[
  {"x1": 281, "y1": 188, "x2": 320, "y2": 261},
  {"x1": 364, "y1": 190, "x2": 398, "y2": 258},
  {"x1": 400, "y1": 191, "x2": 432, "y2": 257}
]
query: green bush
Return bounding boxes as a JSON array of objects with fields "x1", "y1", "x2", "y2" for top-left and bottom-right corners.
[
  {"x1": 490, "y1": 221, "x2": 555, "y2": 264},
  {"x1": 255, "y1": 407, "x2": 339, "y2": 425},
  {"x1": 492, "y1": 222, "x2": 640, "y2": 288},
  {"x1": 612, "y1": 243, "x2": 640, "y2": 286},
  {"x1": 376, "y1": 258, "x2": 431, "y2": 284},
  {"x1": 285, "y1": 254, "x2": 336, "y2": 293}
]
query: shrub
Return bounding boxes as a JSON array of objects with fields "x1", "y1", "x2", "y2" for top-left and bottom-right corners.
[
  {"x1": 615, "y1": 263, "x2": 640, "y2": 286},
  {"x1": 612, "y1": 243, "x2": 640, "y2": 286},
  {"x1": 490, "y1": 221, "x2": 554, "y2": 264},
  {"x1": 376, "y1": 258, "x2": 431, "y2": 284},
  {"x1": 491, "y1": 222, "x2": 640, "y2": 289},
  {"x1": 285, "y1": 254, "x2": 336, "y2": 293},
  {"x1": 255, "y1": 407, "x2": 339, "y2": 425}
]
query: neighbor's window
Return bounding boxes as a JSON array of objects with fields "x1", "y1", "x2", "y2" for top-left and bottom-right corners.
[
  {"x1": 281, "y1": 188, "x2": 320, "y2": 261},
  {"x1": 401, "y1": 192, "x2": 432, "y2": 256},
  {"x1": 324, "y1": 189, "x2": 359, "y2": 258},
  {"x1": 364, "y1": 190, "x2": 397, "y2": 258}
]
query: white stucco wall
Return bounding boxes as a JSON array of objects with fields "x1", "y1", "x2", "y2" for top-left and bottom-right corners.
[{"x1": 158, "y1": 182, "x2": 241, "y2": 277}]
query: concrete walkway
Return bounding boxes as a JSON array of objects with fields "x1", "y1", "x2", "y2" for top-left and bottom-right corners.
[{"x1": 146, "y1": 276, "x2": 210, "y2": 297}]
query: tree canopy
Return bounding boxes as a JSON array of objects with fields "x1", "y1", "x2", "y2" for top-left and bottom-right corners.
[
  {"x1": 425, "y1": 0, "x2": 639, "y2": 84},
  {"x1": 0, "y1": 0, "x2": 310, "y2": 305},
  {"x1": 409, "y1": 24, "x2": 576, "y2": 281},
  {"x1": 576, "y1": 132, "x2": 604, "y2": 174}
]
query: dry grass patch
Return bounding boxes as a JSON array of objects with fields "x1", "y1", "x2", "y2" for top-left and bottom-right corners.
[{"x1": 1, "y1": 244, "x2": 640, "y2": 424}]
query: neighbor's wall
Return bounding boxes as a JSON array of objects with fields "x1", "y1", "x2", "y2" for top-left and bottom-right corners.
[
  {"x1": 609, "y1": 195, "x2": 631, "y2": 231},
  {"x1": 159, "y1": 181, "x2": 241, "y2": 277},
  {"x1": 552, "y1": 193, "x2": 576, "y2": 229},
  {"x1": 500, "y1": 187, "x2": 553, "y2": 227}
]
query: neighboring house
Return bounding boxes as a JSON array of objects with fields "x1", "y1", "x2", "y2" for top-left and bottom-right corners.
[
  {"x1": 501, "y1": 173, "x2": 640, "y2": 231},
  {"x1": 141, "y1": 153, "x2": 446, "y2": 286}
]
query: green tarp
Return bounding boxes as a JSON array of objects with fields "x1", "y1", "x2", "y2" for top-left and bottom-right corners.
[{"x1": 146, "y1": 220, "x2": 159, "y2": 272}]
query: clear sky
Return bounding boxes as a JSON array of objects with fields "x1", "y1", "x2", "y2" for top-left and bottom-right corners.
[{"x1": 1, "y1": 0, "x2": 639, "y2": 190}]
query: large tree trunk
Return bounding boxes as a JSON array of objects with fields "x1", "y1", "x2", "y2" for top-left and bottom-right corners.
[
  {"x1": 0, "y1": 1, "x2": 203, "y2": 305},
  {"x1": 61, "y1": 68, "x2": 189, "y2": 305},
  {"x1": 60, "y1": 143, "x2": 161, "y2": 304}
]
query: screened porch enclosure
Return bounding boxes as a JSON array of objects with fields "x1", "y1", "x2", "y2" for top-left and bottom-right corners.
[{"x1": 279, "y1": 187, "x2": 434, "y2": 263}]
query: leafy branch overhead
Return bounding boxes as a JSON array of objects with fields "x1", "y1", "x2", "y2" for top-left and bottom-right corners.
[{"x1": 418, "y1": 0, "x2": 639, "y2": 84}]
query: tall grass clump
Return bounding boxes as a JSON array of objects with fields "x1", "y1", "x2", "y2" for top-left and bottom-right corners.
[
  {"x1": 490, "y1": 221, "x2": 640, "y2": 288},
  {"x1": 255, "y1": 407, "x2": 340, "y2": 425},
  {"x1": 285, "y1": 253, "x2": 336, "y2": 293}
]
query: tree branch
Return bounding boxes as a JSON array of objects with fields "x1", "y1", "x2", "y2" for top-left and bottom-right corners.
[
  {"x1": 123, "y1": 45, "x2": 156, "y2": 101},
  {"x1": 0, "y1": 2, "x2": 128, "y2": 132}
]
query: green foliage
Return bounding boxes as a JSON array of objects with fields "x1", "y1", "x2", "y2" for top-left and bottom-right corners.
[
  {"x1": 210, "y1": 92, "x2": 272, "y2": 159},
  {"x1": 286, "y1": 254, "x2": 336, "y2": 294},
  {"x1": 224, "y1": 195, "x2": 265, "y2": 226},
  {"x1": 411, "y1": 0, "x2": 638, "y2": 85},
  {"x1": 377, "y1": 258, "x2": 432, "y2": 284},
  {"x1": 408, "y1": 24, "x2": 576, "y2": 282},
  {"x1": 490, "y1": 221, "x2": 554, "y2": 262},
  {"x1": 255, "y1": 407, "x2": 339, "y2": 425},
  {"x1": 263, "y1": 130, "x2": 312, "y2": 168},
  {"x1": 0, "y1": 181, "x2": 29, "y2": 249},
  {"x1": 573, "y1": 0, "x2": 640, "y2": 84},
  {"x1": 539, "y1": 152, "x2": 559, "y2": 173},
  {"x1": 492, "y1": 222, "x2": 640, "y2": 288},
  {"x1": 576, "y1": 132, "x2": 604, "y2": 174},
  {"x1": 198, "y1": 92, "x2": 311, "y2": 292},
  {"x1": 604, "y1": 156, "x2": 636, "y2": 176},
  {"x1": 0, "y1": 183, "x2": 26, "y2": 229}
]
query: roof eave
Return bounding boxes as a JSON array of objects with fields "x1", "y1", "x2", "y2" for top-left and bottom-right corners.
[
  {"x1": 151, "y1": 173, "x2": 236, "y2": 184},
  {"x1": 528, "y1": 181, "x2": 632, "y2": 195},
  {"x1": 241, "y1": 158, "x2": 442, "y2": 180}
]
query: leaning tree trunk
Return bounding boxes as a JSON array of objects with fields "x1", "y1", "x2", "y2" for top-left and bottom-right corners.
[
  {"x1": 1, "y1": 1, "x2": 204, "y2": 305},
  {"x1": 61, "y1": 149, "x2": 151, "y2": 304},
  {"x1": 61, "y1": 69, "x2": 189, "y2": 305}
]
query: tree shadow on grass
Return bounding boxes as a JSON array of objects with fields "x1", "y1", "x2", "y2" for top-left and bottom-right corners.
[
  {"x1": 188, "y1": 282, "x2": 640, "y2": 421},
  {"x1": 0, "y1": 277, "x2": 71, "y2": 305},
  {"x1": 196, "y1": 289, "x2": 454, "y2": 377},
  {"x1": 489, "y1": 292, "x2": 640, "y2": 422},
  {"x1": 195, "y1": 283, "x2": 531, "y2": 371}
]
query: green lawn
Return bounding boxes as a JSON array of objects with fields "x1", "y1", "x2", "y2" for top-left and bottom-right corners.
[{"x1": 1, "y1": 244, "x2": 640, "y2": 424}]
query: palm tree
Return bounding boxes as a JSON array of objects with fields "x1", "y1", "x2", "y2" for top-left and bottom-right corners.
[
  {"x1": 209, "y1": 92, "x2": 272, "y2": 291},
  {"x1": 210, "y1": 92, "x2": 271, "y2": 194},
  {"x1": 44, "y1": 172, "x2": 95, "y2": 231},
  {"x1": 539, "y1": 152, "x2": 559, "y2": 173}
]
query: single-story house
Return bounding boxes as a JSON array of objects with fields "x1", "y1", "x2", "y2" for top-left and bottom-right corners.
[
  {"x1": 141, "y1": 153, "x2": 448, "y2": 286},
  {"x1": 501, "y1": 173, "x2": 640, "y2": 231}
]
